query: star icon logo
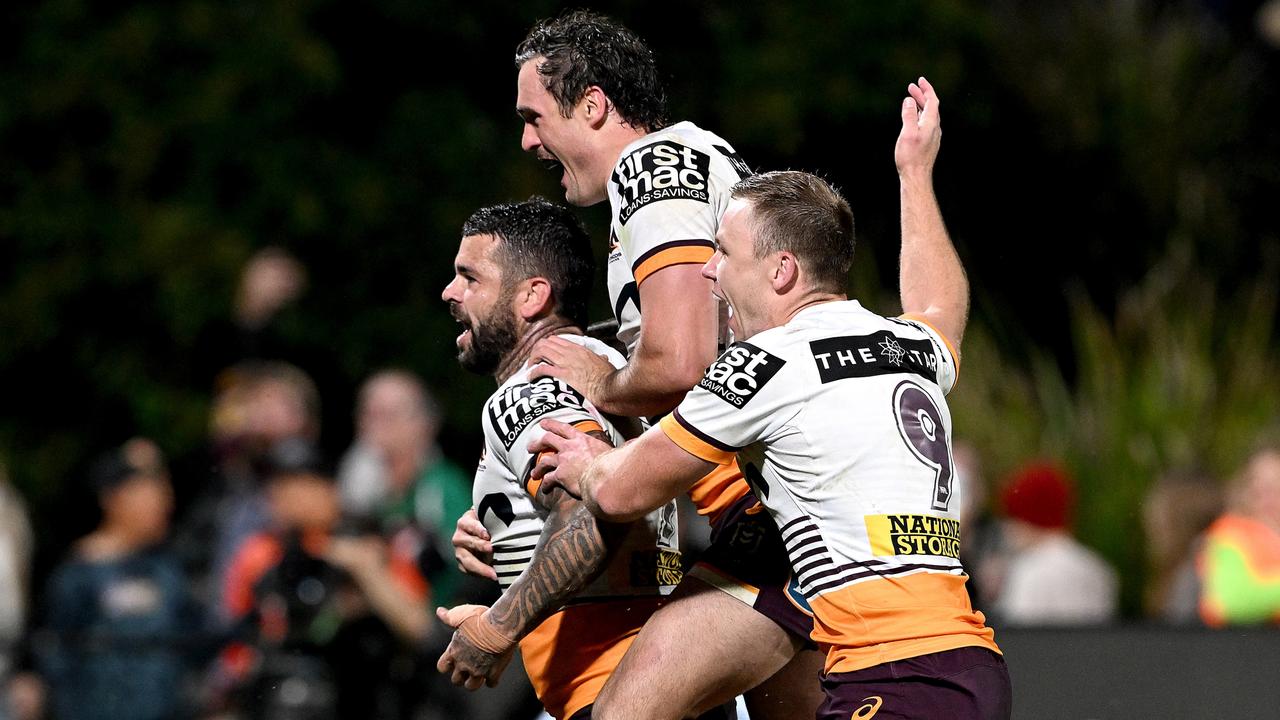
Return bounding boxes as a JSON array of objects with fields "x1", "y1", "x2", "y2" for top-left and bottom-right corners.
[{"x1": 878, "y1": 337, "x2": 906, "y2": 366}]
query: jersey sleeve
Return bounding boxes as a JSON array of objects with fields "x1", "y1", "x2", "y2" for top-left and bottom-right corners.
[
  {"x1": 659, "y1": 340, "x2": 794, "y2": 463},
  {"x1": 486, "y1": 375, "x2": 608, "y2": 498},
  {"x1": 897, "y1": 314, "x2": 960, "y2": 394},
  {"x1": 610, "y1": 139, "x2": 725, "y2": 285}
]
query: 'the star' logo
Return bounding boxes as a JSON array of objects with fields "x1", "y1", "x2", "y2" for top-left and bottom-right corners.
[{"x1": 878, "y1": 337, "x2": 906, "y2": 366}]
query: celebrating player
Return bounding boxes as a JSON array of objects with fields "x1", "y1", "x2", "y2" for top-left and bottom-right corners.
[
  {"x1": 532, "y1": 80, "x2": 1013, "y2": 720},
  {"x1": 435, "y1": 199, "x2": 683, "y2": 720},
  {"x1": 509, "y1": 10, "x2": 822, "y2": 719}
]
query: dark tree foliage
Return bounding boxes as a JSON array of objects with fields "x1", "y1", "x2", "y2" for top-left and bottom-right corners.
[{"x1": 1, "y1": 0, "x2": 1277, "y2": 613}]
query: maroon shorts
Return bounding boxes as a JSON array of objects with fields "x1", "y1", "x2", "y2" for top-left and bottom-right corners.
[
  {"x1": 817, "y1": 647, "x2": 1011, "y2": 720},
  {"x1": 688, "y1": 491, "x2": 816, "y2": 643}
]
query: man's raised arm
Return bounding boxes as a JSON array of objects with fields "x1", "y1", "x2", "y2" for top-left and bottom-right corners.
[{"x1": 896, "y1": 76, "x2": 970, "y2": 354}]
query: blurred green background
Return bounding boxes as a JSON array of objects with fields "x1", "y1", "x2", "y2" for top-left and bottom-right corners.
[{"x1": 2, "y1": 0, "x2": 1278, "y2": 617}]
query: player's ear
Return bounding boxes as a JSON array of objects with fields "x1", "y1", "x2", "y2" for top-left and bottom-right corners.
[
  {"x1": 772, "y1": 251, "x2": 799, "y2": 293},
  {"x1": 580, "y1": 86, "x2": 610, "y2": 128},
  {"x1": 516, "y1": 277, "x2": 555, "y2": 321}
]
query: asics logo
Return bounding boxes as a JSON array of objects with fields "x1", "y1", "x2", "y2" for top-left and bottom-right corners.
[{"x1": 852, "y1": 696, "x2": 883, "y2": 719}]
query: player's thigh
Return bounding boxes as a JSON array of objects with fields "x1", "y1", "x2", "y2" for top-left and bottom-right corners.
[
  {"x1": 743, "y1": 645, "x2": 825, "y2": 720},
  {"x1": 593, "y1": 578, "x2": 801, "y2": 720}
]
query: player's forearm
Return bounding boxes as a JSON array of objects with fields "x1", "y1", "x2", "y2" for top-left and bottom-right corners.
[
  {"x1": 595, "y1": 336, "x2": 716, "y2": 417},
  {"x1": 899, "y1": 172, "x2": 969, "y2": 347},
  {"x1": 594, "y1": 363, "x2": 692, "y2": 417},
  {"x1": 581, "y1": 443, "x2": 672, "y2": 523},
  {"x1": 485, "y1": 500, "x2": 610, "y2": 641}
]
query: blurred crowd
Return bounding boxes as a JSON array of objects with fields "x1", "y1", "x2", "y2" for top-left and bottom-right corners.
[{"x1": 1, "y1": 248, "x2": 1278, "y2": 720}]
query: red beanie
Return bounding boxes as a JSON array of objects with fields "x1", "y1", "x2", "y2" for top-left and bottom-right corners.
[{"x1": 1001, "y1": 462, "x2": 1074, "y2": 529}]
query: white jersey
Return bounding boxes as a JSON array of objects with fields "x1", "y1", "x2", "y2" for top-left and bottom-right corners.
[
  {"x1": 474, "y1": 335, "x2": 681, "y2": 601},
  {"x1": 659, "y1": 301, "x2": 998, "y2": 673},
  {"x1": 605, "y1": 121, "x2": 751, "y2": 355}
]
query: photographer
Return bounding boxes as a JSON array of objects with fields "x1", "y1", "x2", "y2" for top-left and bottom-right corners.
[{"x1": 221, "y1": 440, "x2": 430, "y2": 720}]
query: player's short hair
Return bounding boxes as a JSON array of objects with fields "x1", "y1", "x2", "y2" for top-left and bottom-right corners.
[
  {"x1": 515, "y1": 10, "x2": 669, "y2": 132},
  {"x1": 461, "y1": 198, "x2": 594, "y2": 328},
  {"x1": 731, "y1": 171, "x2": 855, "y2": 293}
]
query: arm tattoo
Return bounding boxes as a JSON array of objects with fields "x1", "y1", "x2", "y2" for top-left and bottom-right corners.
[
  {"x1": 487, "y1": 433, "x2": 617, "y2": 641},
  {"x1": 486, "y1": 493, "x2": 612, "y2": 640}
]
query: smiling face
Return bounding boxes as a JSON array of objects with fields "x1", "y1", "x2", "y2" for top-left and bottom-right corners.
[
  {"x1": 703, "y1": 198, "x2": 774, "y2": 340},
  {"x1": 516, "y1": 59, "x2": 608, "y2": 207},
  {"x1": 441, "y1": 234, "x2": 519, "y2": 375}
]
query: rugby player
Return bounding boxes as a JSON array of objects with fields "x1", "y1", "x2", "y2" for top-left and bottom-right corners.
[
  {"x1": 495, "y1": 10, "x2": 823, "y2": 719},
  {"x1": 435, "y1": 198, "x2": 684, "y2": 720},
  {"x1": 532, "y1": 80, "x2": 1013, "y2": 719}
]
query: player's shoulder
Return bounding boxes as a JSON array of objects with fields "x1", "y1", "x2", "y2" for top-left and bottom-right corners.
[
  {"x1": 609, "y1": 122, "x2": 749, "y2": 225},
  {"x1": 783, "y1": 300, "x2": 937, "y2": 341},
  {"x1": 482, "y1": 372, "x2": 582, "y2": 450},
  {"x1": 783, "y1": 301, "x2": 955, "y2": 386},
  {"x1": 556, "y1": 333, "x2": 627, "y2": 370},
  {"x1": 481, "y1": 337, "x2": 614, "y2": 451}
]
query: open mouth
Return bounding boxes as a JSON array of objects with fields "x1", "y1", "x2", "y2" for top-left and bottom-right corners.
[
  {"x1": 450, "y1": 307, "x2": 473, "y2": 347},
  {"x1": 538, "y1": 152, "x2": 565, "y2": 186}
]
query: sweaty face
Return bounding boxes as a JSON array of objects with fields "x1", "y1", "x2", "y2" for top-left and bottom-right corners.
[
  {"x1": 516, "y1": 59, "x2": 606, "y2": 206},
  {"x1": 441, "y1": 234, "x2": 519, "y2": 375},
  {"x1": 703, "y1": 199, "x2": 767, "y2": 340}
]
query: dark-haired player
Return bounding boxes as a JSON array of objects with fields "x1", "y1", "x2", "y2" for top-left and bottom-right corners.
[
  {"x1": 436, "y1": 198, "x2": 683, "y2": 720},
  {"x1": 474, "y1": 10, "x2": 824, "y2": 720},
  {"x1": 533, "y1": 79, "x2": 1012, "y2": 720}
]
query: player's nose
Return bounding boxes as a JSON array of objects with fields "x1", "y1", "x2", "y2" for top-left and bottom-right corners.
[
  {"x1": 701, "y1": 252, "x2": 720, "y2": 281},
  {"x1": 441, "y1": 277, "x2": 461, "y2": 303},
  {"x1": 521, "y1": 124, "x2": 540, "y2": 153}
]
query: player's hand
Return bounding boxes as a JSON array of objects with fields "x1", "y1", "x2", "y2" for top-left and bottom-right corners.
[
  {"x1": 452, "y1": 509, "x2": 498, "y2": 581},
  {"x1": 895, "y1": 76, "x2": 942, "y2": 179},
  {"x1": 528, "y1": 419, "x2": 613, "y2": 500},
  {"x1": 435, "y1": 605, "x2": 516, "y2": 690},
  {"x1": 527, "y1": 336, "x2": 614, "y2": 402}
]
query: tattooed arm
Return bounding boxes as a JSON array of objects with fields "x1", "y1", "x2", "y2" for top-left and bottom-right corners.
[{"x1": 436, "y1": 433, "x2": 620, "y2": 690}]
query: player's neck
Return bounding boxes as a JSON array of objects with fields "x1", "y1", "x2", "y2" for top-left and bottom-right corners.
[
  {"x1": 780, "y1": 292, "x2": 845, "y2": 326},
  {"x1": 604, "y1": 120, "x2": 652, "y2": 166},
  {"x1": 494, "y1": 316, "x2": 581, "y2": 385}
]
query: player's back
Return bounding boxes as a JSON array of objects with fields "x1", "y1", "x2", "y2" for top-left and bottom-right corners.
[{"x1": 666, "y1": 300, "x2": 999, "y2": 674}]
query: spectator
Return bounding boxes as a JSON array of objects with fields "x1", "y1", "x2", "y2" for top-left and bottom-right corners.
[
  {"x1": 192, "y1": 247, "x2": 309, "y2": 384},
  {"x1": 337, "y1": 370, "x2": 471, "y2": 607},
  {"x1": 1142, "y1": 469, "x2": 1221, "y2": 624},
  {"x1": 1197, "y1": 444, "x2": 1280, "y2": 626},
  {"x1": 0, "y1": 461, "x2": 34, "y2": 720},
  {"x1": 992, "y1": 462, "x2": 1119, "y2": 626},
  {"x1": 35, "y1": 440, "x2": 206, "y2": 720},
  {"x1": 175, "y1": 361, "x2": 322, "y2": 616},
  {"x1": 221, "y1": 440, "x2": 430, "y2": 720}
]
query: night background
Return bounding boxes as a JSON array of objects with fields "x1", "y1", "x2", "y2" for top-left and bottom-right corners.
[{"x1": 2, "y1": 0, "x2": 1280, "y2": 716}]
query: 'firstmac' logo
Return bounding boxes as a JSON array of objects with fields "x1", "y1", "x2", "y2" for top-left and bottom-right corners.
[
  {"x1": 487, "y1": 376, "x2": 587, "y2": 450},
  {"x1": 698, "y1": 342, "x2": 784, "y2": 407},
  {"x1": 613, "y1": 140, "x2": 711, "y2": 224}
]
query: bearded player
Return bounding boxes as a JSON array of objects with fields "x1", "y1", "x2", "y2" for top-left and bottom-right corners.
[
  {"x1": 445, "y1": 10, "x2": 826, "y2": 720},
  {"x1": 435, "y1": 198, "x2": 687, "y2": 720}
]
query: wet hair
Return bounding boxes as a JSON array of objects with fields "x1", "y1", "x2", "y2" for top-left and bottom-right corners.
[
  {"x1": 461, "y1": 197, "x2": 594, "y2": 328},
  {"x1": 515, "y1": 10, "x2": 669, "y2": 132},
  {"x1": 730, "y1": 171, "x2": 855, "y2": 293}
]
